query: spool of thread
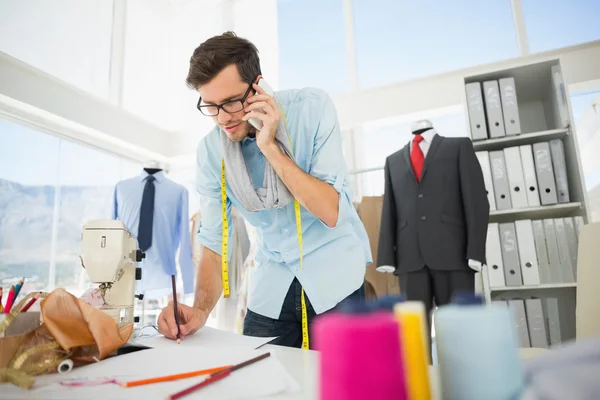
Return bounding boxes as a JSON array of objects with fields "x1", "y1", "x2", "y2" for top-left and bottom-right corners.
[
  {"x1": 434, "y1": 301, "x2": 524, "y2": 400},
  {"x1": 374, "y1": 294, "x2": 406, "y2": 311},
  {"x1": 58, "y1": 359, "x2": 74, "y2": 374},
  {"x1": 394, "y1": 302, "x2": 431, "y2": 400},
  {"x1": 313, "y1": 311, "x2": 408, "y2": 400}
]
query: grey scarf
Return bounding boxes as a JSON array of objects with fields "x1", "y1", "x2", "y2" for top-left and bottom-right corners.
[{"x1": 220, "y1": 113, "x2": 294, "y2": 212}]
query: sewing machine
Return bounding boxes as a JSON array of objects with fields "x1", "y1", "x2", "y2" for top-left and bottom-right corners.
[{"x1": 80, "y1": 220, "x2": 144, "y2": 327}]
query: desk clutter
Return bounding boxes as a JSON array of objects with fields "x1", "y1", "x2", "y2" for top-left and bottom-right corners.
[
  {"x1": 314, "y1": 293, "x2": 523, "y2": 400},
  {"x1": 314, "y1": 293, "x2": 600, "y2": 400}
]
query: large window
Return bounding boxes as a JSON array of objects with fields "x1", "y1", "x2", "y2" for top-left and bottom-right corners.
[
  {"x1": 352, "y1": 0, "x2": 519, "y2": 89},
  {"x1": 0, "y1": 119, "x2": 142, "y2": 296},
  {"x1": 0, "y1": 0, "x2": 113, "y2": 99},
  {"x1": 522, "y1": 0, "x2": 600, "y2": 53},
  {"x1": 122, "y1": 0, "x2": 225, "y2": 132},
  {"x1": 0, "y1": 120, "x2": 60, "y2": 292},
  {"x1": 350, "y1": 108, "x2": 468, "y2": 198},
  {"x1": 277, "y1": 0, "x2": 350, "y2": 95},
  {"x1": 570, "y1": 86, "x2": 600, "y2": 222}
]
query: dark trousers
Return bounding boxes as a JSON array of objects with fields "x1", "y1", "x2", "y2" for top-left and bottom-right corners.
[
  {"x1": 243, "y1": 278, "x2": 365, "y2": 348},
  {"x1": 398, "y1": 266, "x2": 475, "y2": 358}
]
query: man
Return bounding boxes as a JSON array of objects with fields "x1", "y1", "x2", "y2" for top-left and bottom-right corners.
[{"x1": 157, "y1": 32, "x2": 371, "y2": 348}]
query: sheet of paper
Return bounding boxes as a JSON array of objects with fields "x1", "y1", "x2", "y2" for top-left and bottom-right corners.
[
  {"x1": 132, "y1": 326, "x2": 277, "y2": 351},
  {"x1": 0, "y1": 348, "x2": 300, "y2": 400}
]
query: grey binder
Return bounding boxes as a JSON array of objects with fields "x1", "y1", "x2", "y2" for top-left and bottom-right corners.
[
  {"x1": 533, "y1": 142, "x2": 558, "y2": 205},
  {"x1": 574, "y1": 216, "x2": 585, "y2": 239},
  {"x1": 551, "y1": 64, "x2": 570, "y2": 129},
  {"x1": 476, "y1": 151, "x2": 497, "y2": 211},
  {"x1": 549, "y1": 139, "x2": 570, "y2": 203},
  {"x1": 509, "y1": 299, "x2": 531, "y2": 347},
  {"x1": 489, "y1": 150, "x2": 512, "y2": 210},
  {"x1": 525, "y1": 298, "x2": 549, "y2": 348},
  {"x1": 532, "y1": 220, "x2": 552, "y2": 284},
  {"x1": 499, "y1": 77, "x2": 522, "y2": 135},
  {"x1": 543, "y1": 219, "x2": 563, "y2": 283},
  {"x1": 483, "y1": 80, "x2": 506, "y2": 138},
  {"x1": 542, "y1": 297, "x2": 562, "y2": 347},
  {"x1": 499, "y1": 222, "x2": 522, "y2": 286},
  {"x1": 563, "y1": 217, "x2": 579, "y2": 280},
  {"x1": 465, "y1": 82, "x2": 489, "y2": 140},
  {"x1": 554, "y1": 218, "x2": 575, "y2": 283},
  {"x1": 515, "y1": 220, "x2": 541, "y2": 286}
]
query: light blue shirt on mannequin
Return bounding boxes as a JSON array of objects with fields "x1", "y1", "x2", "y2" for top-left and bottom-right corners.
[
  {"x1": 195, "y1": 87, "x2": 372, "y2": 319},
  {"x1": 113, "y1": 170, "x2": 195, "y2": 295}
]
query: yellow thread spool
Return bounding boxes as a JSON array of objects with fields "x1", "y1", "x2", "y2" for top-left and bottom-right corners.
[{"x1": 394, "y1": 302, "x2": 431, "y2": 400}]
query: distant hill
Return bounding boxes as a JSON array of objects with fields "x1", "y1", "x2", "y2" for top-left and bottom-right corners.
[{"x1": 0, "y1": 178, "x2": 113, "y2": 285}]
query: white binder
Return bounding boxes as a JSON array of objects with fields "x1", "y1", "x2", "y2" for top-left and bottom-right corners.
[
  {"x1": 489, "y1": 150, "x2": 512, "y2": 210},
  {"x1": 554, "y1": 218, "x2": 575, "y2": 283},
  {"x1": 465, "y1": 82, "x2": 489, "y2": 140},
  {"x1": 499, "y1": 77, "x2": 522, "y2": 135},
  {"x1": 549, "y1": 139, "x2": 570, "y2": 203},
  {"x1": 563, "y1": 217, "x2": 579, "y2": 281},
  {"x1": 515, "y1": 220, "x2": 541, "y2": 286},
  {"x1": 532, "y1": 220, "x2": 552, "y2": 284},
  {"x1": 486, "y1": 223, "x2": 505, "y2": 288},
  {"x1": 542, "y1": 297, "x2": 563, "y2": 346},
  {"x1": 519, "y1": 145, "x2": 541, "y2": 207},
  {"x1": 543, "y1": 219, "x2": 563, "y2": 283},
  {"x1": 483, "y1": 80, "x2": 506, "y2": 138},
  {"x1": 504, "y1": 147, "x2": 529, "y2": 209},
  {"x1": 476, "y1": 151, "x2": 497, "y2": 211},
  {"x1": 533, "y1": 142, "x2": 558, "y2": 205}
]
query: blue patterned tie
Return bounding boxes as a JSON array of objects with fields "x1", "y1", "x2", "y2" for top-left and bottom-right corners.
[{"x1": 138, "y1": 175, "x2": 156, "y2": 251}]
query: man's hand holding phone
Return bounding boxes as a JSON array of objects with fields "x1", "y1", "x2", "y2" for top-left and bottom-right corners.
[{"x1": 243, "y1": 81, "x2": 281, "y2": 153}]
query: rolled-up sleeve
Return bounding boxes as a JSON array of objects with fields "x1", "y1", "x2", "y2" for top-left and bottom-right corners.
[
  {"x1": 308, "y1": 91, "x2": 352, "y2": 229},
  {"x1": 195, "y1": 137, "x2": 232, "y2": 256}
]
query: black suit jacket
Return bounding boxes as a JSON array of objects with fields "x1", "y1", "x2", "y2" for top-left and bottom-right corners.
[{"x1": 377, "y1": 134, "x2": 489, "y2": 274}]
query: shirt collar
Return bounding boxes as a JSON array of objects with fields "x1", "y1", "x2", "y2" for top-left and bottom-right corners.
[
  {"x1": 139, "y1": 170, "x2": 165, "y2": 183},
  {"x1": 412, "y1": 128, "x2": 437, "y2": 144}
]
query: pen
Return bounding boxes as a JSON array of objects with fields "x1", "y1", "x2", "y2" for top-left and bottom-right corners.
[{"x1": 171, "y1": 275, "x2": 181, "y2": 344}]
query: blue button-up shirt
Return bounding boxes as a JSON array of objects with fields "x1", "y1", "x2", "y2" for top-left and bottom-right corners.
[
  {"x1": 195, "y1": 87, "x2": 372, "y2": 319},
  {"x1": 113, "y1": 171, "x2": 195, "y2": 295}
]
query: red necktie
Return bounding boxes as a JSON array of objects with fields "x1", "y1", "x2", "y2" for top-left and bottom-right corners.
[{"x1": 411, "y1": 134, "x2": 425, "y2": 182}]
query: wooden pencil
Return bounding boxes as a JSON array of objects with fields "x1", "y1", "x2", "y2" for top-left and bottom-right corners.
[
  {"x1": 171, "y1": 275, "x2": 181, "y2": 344},
  {"x1": 3, "y1": 285, "x2": 15, "y2": 314},
  {"x1": 21, "y1": 292, "x2": 41, "y2": 312},
  {"x1": 166, "y1": 352, "x2": 271, "y2": 400},
  {"x1": 120, "y1": 365, "x2": 232, "y2": 388},
  {"x1": 0, "y1": 287, "x2": 4, "y2": 313}
]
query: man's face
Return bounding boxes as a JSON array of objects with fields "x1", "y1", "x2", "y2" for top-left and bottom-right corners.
[{"x1": 197, "y1": 64, "x2": 257, "y2": 142}]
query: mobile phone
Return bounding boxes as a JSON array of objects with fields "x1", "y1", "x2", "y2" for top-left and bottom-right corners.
[{"x1": 248, "y1": 78, "x2": 275, "y2": 131}]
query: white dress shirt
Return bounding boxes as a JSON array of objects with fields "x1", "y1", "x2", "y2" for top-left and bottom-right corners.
[{"x1": 377, "y1": 128, "x2": 482, "y2": 274}]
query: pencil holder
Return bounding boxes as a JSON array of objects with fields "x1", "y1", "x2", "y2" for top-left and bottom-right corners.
[{"x1": 0, "y1": 312, "x2": 41, "y2": 338}]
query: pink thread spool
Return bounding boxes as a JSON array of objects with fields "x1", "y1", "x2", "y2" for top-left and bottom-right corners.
[{"x1": 313, "y1": 311, "x2": 408, "y2": 400}]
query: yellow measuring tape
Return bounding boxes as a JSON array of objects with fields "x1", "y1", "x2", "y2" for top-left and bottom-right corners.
[{"x1": 220, "y1": 107, "x2": 309, "y2": 350}]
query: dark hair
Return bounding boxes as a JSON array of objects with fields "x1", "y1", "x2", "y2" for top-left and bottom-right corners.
[{"x1": 186, "y1": 31, "x2": 261, "y2": 90}]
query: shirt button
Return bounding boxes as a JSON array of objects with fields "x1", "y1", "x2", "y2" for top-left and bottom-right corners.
[
  {"x1": 418, "y1": 194, "x2": 424, "y2": 198},
  {"x1": 284, "y1": 229, "x2": 289, "y2": 234},
  {"x1": 421, "y1": 216, "x2": 426, "y2": 221}
]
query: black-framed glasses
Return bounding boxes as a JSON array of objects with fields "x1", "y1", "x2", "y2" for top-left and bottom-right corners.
[{"x1": 196, "y1": 80, "x2": 255, "y2": 117}]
